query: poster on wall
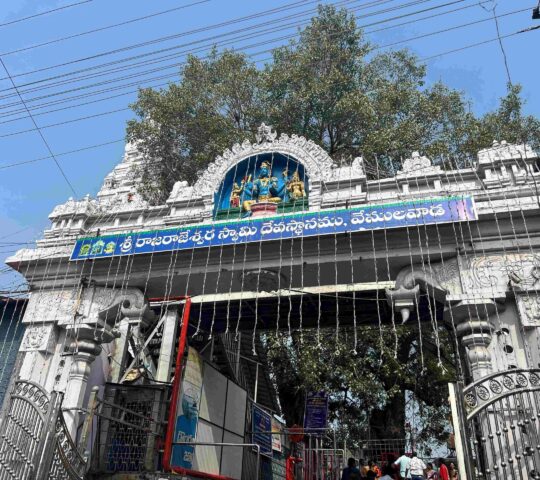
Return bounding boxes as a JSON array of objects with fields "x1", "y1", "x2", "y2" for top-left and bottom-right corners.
[
  {"x1": 171, "y1": 347, "x2": 204, "y2": 469},
  {"x1": 253, "y1": 405, "x2": 273, "y2": 458},
  {"x1": 304, "y1": 391, "x2": 329, "y2": 430},
  {"x1": 271, "y1": 417, "x2": 283, "y2": 453}
]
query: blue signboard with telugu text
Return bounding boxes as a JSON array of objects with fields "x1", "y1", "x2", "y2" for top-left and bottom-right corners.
[
  {"x1": 253, "y1": 405, "x2": 273, "y2": 458},
  {"x1": 304, "y1": 391, "x2": 329, "y2": 430},
  {"x1": 70, "y1": 196, "x2": 476, "y2": 261}
]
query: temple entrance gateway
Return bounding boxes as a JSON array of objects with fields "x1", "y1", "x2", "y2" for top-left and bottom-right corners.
[{"x1": 2, "y1": 126, "x2": 540, "y2": 479}]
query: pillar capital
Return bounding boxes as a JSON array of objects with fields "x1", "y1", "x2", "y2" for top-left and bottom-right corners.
[{"x1": 445, "y1": 297, "x2": 502, "y2": 379}]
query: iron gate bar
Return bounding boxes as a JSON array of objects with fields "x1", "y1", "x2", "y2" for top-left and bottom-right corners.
[
  {"x1": 466, "y1": 386, "x2": 540, "y2": 421},
  {"x1": 461, "y1": 368, "x2": 540, "y2": 479}
]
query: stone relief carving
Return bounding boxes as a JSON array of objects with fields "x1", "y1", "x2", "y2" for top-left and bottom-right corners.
[
  {"x1": 23, "y1": 289, "x2": 79, "y2": 324},
  {"x1": 96, "y1": 192, "x2": 148, "y2": 212},
  {"x1": 256, "y1": 123, "x2": 278, "y2": 144},
  {"x1": 398, "y1": 152, "x2": 441, "y2": 175},
  {"x1": 330, "y1": 157, "x2": 366, "y2": 182},
  {"x1": 50, "y1": 195, "x2": 98, "y2": 219},
  {"x1": 169, "y1": 180, "x2": 195, "y2": 202},
  {"x1": 20, "y1": 324, "x2": 56, "y2": 352},
  {"x1": 516, "y1": 294, "x2": 540, "y2": 327},
  {"x1": 460, "y1": 254, "x2": 540, "y2": 294},
  {"x1": 429, "y1": 259, "x2": 462, "y2": 295},
  {"x1": 191, "y1": 124, "x2": 336, "y2": 198},
  {"x1": 477, "y1": 140, "x2": 536, "y2": 165}
]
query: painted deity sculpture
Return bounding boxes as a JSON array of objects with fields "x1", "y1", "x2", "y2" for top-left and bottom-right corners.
[
  {"x1": 230, "y1": 179, "x2": 247, "y2": 208},
  {"x1": 242, "y1": 162, "x2": 288, "y2": 212},
  {"x1": 286, "y1": 171, "x2": 306, "y2": 200}
]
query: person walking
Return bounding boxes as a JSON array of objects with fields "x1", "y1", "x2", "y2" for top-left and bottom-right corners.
[
  {"x1": 437, "y1": 459, "x2": 449, "y2": 480},
  {"x1": 409, "y1": 452, "x2": 426, "y2": 480},
  {"x1": 394, "y1": 451, "x2": 411, "y2": 480},
  {"x1": 426, "y1": 463, "x2": 437, "y2": 480},
  {"x1": 342, "y1": 457, "x2": 361, "y2": 480}
]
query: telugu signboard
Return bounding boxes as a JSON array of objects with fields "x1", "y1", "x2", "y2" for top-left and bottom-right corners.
[
  {"x1": 304, "y1": 391, "x2": 329, "y2": 430},
  {"x1": 70, "y1": 196, "x2": 476, "y2": 261},
  {"x1": 253, "y1": 405, "x2": 273, "y2": 458}
]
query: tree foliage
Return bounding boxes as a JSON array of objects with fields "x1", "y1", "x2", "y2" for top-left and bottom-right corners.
[
  {"x1": 265, "y1": 326, "x2": 455, "y2": 449},
  {"x1": 127, "y1": 5, "x2": 539, "y2": 204}
]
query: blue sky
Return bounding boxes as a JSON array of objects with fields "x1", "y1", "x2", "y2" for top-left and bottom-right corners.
[{"x1": 0, "y1": 0, "x2": 538, "y2": 292}]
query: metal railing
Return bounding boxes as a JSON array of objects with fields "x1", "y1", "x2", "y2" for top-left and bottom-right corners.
[{"x1": 88, "y1": 383, "x2": 169, "y2": 474}]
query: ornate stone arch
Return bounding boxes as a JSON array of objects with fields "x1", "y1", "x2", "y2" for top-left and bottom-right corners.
[{"x1": 193, "y1": 124, "x2": 336, "y2": 197}]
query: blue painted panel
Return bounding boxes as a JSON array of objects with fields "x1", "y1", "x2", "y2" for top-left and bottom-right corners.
[
  {"x1": 214, "y1": 152, "x2": 308, "y2": 215},
  {"x1": 70, "y1": 196, "x2": 476, "y2": 261}
]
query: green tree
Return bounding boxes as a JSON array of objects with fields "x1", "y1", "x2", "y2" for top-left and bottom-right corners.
[
  {"x1": 127, "y1": 50, "x2": 263, "y2": 204},
  {"x1": 265, "y1": 325, "x2": 455, "y2": 449},
  {"x1": 127, "y1": 6, "x2": 538, "y2": 203}
]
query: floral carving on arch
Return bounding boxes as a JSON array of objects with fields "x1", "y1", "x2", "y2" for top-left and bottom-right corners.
[{"x1": 193, "y1": 125, "x2": 336, "y2": 197}]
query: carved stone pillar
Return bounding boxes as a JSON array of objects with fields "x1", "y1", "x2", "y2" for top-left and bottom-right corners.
[
  {"x1": 445, "y1": 298, "x2": 499, "y2": 380},
  {"x1": 63, "y1": 324, "x2": 116, "y2": 437}
]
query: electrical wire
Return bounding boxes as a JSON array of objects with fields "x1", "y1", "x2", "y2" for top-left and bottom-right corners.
[
  {"x1": 0, "y1": 8, "x2": 532, "y2": 139},
  {"x1": 0, "y1": 0, "x2": 92, "y2": 28},
  {"x1": 0, "y1": 0, "x2": 352, "y2": 80},
  {"x1": 0, "y1": 1, "x2": 525, "y2": 110},
  {"x1": 0, "y1": 138, "x2": 124, "y2": 170},
  {"x1": 0, "y1": 58, "x2": 78, "y2": 196},
  {"x1": 0, "y1": 0, "x2": 485, "y2": 121},
  {"x1": 1, "y1": 0, "x2": 212, "y2": 57}
]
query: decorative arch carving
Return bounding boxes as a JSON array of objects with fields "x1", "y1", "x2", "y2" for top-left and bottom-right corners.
[{"x1": 193, "y1": 124, "x2": 336, "y2": 197}]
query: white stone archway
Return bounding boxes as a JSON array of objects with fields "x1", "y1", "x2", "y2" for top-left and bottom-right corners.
[{"x1": 192, "y1": 124, "x2": 337, "y2": 198}]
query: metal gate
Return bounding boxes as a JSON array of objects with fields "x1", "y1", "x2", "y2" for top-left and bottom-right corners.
[
  {"x1": 0, "y1": 380, "x2": 86, "y2": 480},
  {"x1": 462, "y1": 368, "x2": 540, "y2": 479}
]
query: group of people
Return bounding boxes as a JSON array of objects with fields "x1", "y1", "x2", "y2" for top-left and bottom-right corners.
[{"x1": 341, "y1": 452, "x2": 458, "y2": 480}]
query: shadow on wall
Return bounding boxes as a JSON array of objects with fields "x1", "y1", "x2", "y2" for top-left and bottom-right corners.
[{"x1": 0, "y1": 297, "x2": 26, "y2": 405}]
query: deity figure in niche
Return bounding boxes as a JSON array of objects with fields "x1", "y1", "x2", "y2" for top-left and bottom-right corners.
[
  {"x1": 229, "y1": 179, "x2": 247, "y2": 208},
  {"x1": 242, "y1": 161, "x2": 288, "y2": 212},
  {"x1": 286, "y1": 170, "x2": 306, "y2": 200}
]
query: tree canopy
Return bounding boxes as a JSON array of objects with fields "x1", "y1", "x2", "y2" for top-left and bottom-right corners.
[{"x1": 127, "y1": 5, "x2": 540, "y2": 205}]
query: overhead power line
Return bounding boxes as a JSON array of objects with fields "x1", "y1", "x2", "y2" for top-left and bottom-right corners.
[
  {"x1": 0, "y1": 0, "x2": 480, "y2": 120},
  {"x1": 1, "y1": 24, "x2": 538, "y2": 166},
  {"x1": 0, "y1": 107, "x2": 129, "y2": 138},
  {"x1": 420, "y1": 24, "x2": 540, "y2": 61},
  {"x1": 0, "y1": 0, "x2": 348, "y2": 79},
  {"x1": 0, "y1": 0, "x2": 465, "y2": 97},
  {"x1": 0, "y1": 5, "x2": 529, "y2": 128},
  {"x1": 0, "y1": 58, "x2": 78, "y2": 196},
  {"x1": 374, "y1": 7, "x2": 531, "y2": 50},
  {"x1": 0, "y1": 0, "x2": 214, "y2": 58},
  {"x1": 0, "y1": 25, "x2": 537, "y2": 174},
  {"x1": 0, "y1": 138, "x2": 124, "y2": 170},
  {"x1": 0, "y1": 0, "x2": 472, "y2": 104},
  {"x1": 0, "y1": 0, "x2": 92, "y2": 28}
]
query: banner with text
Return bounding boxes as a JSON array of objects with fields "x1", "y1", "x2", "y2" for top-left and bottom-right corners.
[
  {"x1": 253, "y1": 405, "x2": 273, "y2": 458},
  {"x1": 304, "y1": 391, "x2": 329, "y2": 430},
  {"x1": 70, "y1": 196, "x2": 476, "y2": 261}
]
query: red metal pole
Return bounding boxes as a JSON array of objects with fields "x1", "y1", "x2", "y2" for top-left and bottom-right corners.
[
  {"x1": 156, "y1": 295, "x2": 236, "y2": 480},
  {"x1": 153, "y1": 295, "x2": 192, "y2": 473}
]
